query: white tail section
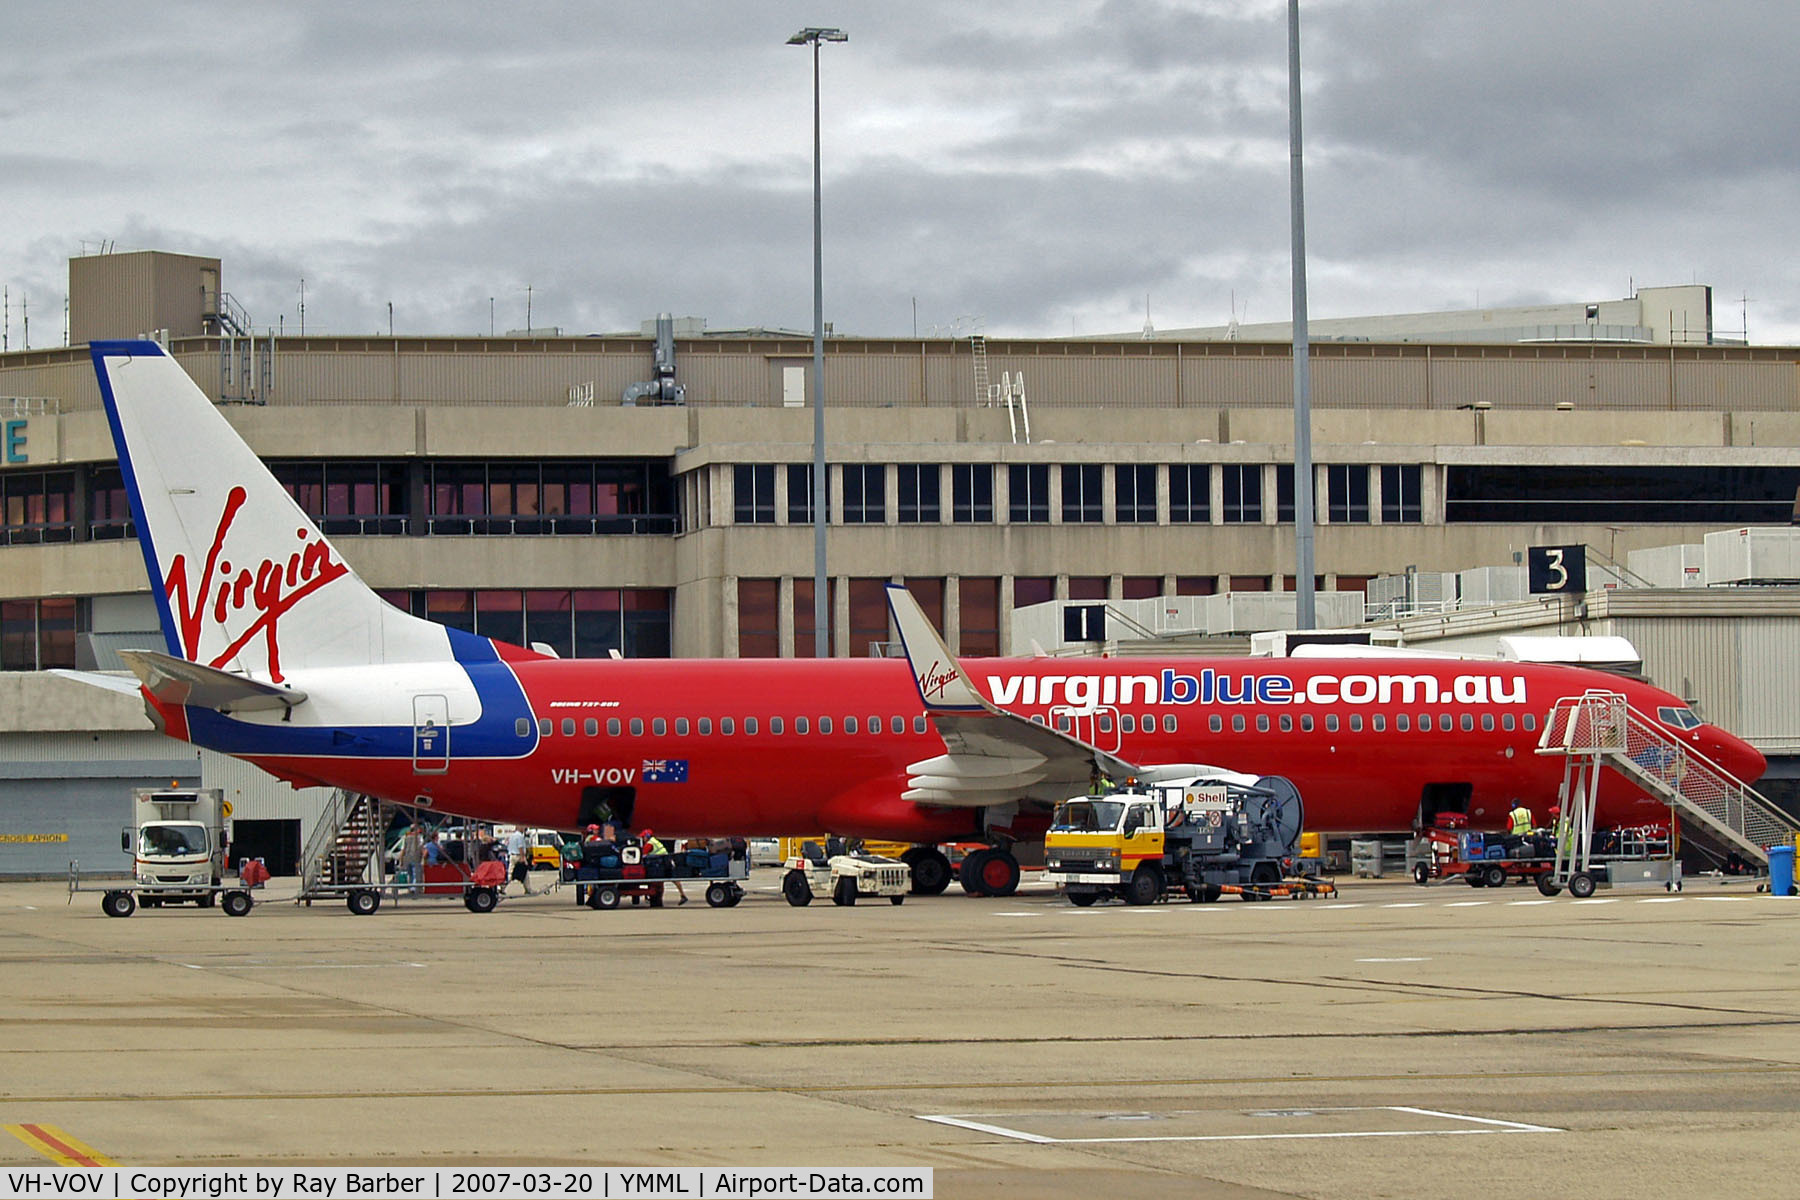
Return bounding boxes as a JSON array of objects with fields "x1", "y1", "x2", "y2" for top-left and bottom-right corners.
[{"x1": 91, "y1": 340, "x2": 453, "y2": 681}]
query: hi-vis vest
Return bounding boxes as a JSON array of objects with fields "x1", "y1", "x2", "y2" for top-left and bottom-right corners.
[{"x1": 1509, "y1": 805, "x2": 1532, "y2": 836}]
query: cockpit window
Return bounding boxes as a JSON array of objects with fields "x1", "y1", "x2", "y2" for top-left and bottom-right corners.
[{"x1": 1658, "y1": 705, "x2": 1702, "y2": 731}]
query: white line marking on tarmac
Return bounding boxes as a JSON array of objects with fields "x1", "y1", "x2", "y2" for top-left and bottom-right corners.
[
  {"x1": 1382, "y1": 902, "x2": 1425, "y2": 908},
  {"x1": 1700, "y1": 896, "x2": 1747, "y2": 902},
  {"x1": 917, "y1": 1105, "x2": 1560, "y2": 1144},
  {"x1": 1443, "y1": 901, "x2": 1489, "y2": 907},
  {"x1": 1508, "y1": 900, "x2": 1556, "y2": 906},
  {"x1": 1639, "y1": 897, "x2": 1685, "y2": 903},
  {"x1": 991, "y1": 912, "x2": 1040, "y2": 917},
  {"x1": 1356, "y1": 957, "x2": 1429, "y2": 963},
  {"x1": 1573, "y1": 898, "x2": 1619, "y2": 905}
]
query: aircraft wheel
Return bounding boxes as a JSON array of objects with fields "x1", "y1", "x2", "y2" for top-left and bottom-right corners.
[
  {"x1": 347, "y1": 889, "x2": 381, "y2": 916},
  {"x1": 958, "y1": 849, "x2": 995, "y2": 895},
  {"x1": 705, "y1": 882, "x2": 731, "y2": 908},
  {"x1": 102, "y1": 891, "x2": 136, "y2": 919},
  {"x1": 832, "y1": 875, "x2": 858, "y2": 906},
  {"x1": 221, "y1": 890, "x2": 253, "y2": 917},
  {"x1": 1067, "y1": 891, "x2": 1099, "y2": 907},
  {"x1": 467, "y1": 887, "x2": 498, "y2": 914},
  {"x1": 1123, "y1": 865, "x2": 1162, "y2": 906},
  {"x1": 1568, "y1": 871, "x2": 1597, "y2": 900},
  {"x1": 782, "y1": 871, "x2": 812, "y2": 906},
  {"x1": 968, "y1": 849, "x2": 1021, "y2": 897},
  {"x1": 592, "y1": 886, "x2": 621, "y2": 910},
  {"x1": 905, "y1": 847, "x2": 953, "y2": 896},
  {"x1": 1483, "y1": 863, "x2": 1508, "y2": 889}
]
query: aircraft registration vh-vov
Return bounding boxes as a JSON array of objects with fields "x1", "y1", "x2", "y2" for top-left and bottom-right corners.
[{"x1": 57, "y1": 340, "x2": 1767, "y2": 896}]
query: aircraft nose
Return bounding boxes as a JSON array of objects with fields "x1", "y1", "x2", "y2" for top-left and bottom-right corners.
[{"x1": 1708, "y1": 727, "x2": 1766, "y2": 784}]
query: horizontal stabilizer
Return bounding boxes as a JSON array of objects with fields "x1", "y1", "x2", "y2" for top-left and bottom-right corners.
[
  {"x1": 47, "y1": 669, "x2": 145, "y2": 698},
  {"x1": 118, "y1": 649, "x2": 308, "y2": 713}
]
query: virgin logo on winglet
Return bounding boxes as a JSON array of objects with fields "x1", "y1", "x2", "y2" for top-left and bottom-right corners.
[
  {"x1": 163, "y1": 486, "x2": 348, "y2": 682},
  {"x1": 917, "y1": 659, "x2": 960, "y2": 702}
]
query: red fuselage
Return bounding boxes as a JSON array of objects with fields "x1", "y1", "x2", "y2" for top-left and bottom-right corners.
[{"x1": 220, "y1": 653, "x2": 1766, "y2": 843}]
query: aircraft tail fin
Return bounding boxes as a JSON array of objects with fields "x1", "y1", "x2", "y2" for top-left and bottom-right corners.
[
  {"x1": 884, "y1": 583, "x2": 991, "y2": 712},
  {"x1": 90, "y1": 340, "x2": 456, "y2": 681}
]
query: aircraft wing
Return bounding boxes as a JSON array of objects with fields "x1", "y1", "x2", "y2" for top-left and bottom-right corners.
[
  {"x1": 884, "y1": 584, "x2": 1138, "y2": 807},
  {"x1": 117, "y1": 649, "x2": 308, "y2": 713}
]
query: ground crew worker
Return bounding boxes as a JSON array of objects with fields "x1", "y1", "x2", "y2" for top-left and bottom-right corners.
[
  {"x1": 640, "y1": 830, "x2": 688, "y2": 905},
  {"x1": 1508, "y1": 801, "x2": 1533, "y2": 838}
]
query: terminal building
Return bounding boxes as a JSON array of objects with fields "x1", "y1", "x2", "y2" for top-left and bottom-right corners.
[{"x1": 2, "y1": 249, "x2": 1797, "y2": 873}]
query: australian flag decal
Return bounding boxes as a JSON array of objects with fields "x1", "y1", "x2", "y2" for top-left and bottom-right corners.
[{"x1": 641, "y1": 758, "x2": 689, "y2": 784}]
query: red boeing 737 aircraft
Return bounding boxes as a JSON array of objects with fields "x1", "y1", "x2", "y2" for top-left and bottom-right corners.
[{"x1": 62, "y1": 341, "x2": 1767, "y2": 895}]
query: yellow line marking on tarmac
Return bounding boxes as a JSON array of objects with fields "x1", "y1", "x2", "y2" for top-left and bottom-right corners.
[{"x1": 5, "y1": 1124, "x2": 118, "y2": 1166}]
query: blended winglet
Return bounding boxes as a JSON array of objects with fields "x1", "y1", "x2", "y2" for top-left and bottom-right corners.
[
  {"x1": 884, "y1": 584, "x2": 989, "y2": 712},
  {"x1": 118, "y1": 648, "x2": 308, "y2": 713}
]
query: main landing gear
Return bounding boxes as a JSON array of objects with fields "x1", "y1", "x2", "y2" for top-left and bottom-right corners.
[
  {"x1": 901, "y1": 846, "x2": 953, "y2": 896},
  {"x1": 956, "y1": 846, "x2": 1021, "y2": 897}
]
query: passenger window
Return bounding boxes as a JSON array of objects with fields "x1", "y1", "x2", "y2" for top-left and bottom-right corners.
[
  {"x1": 1481, "y1": 714, "x2": 1494, "y2": 732},
  {"x1": 1396, "y1": 714, "x2": 1409, "y2": 731},
  {"x1": 1122, "y1": 715, "x2": 1135, "y2": 734},
  {"x1": 1372, "y1": 715, "x2": 1385, "y2": 732},
  {"x1": 676, "y1": 717, "x2": 690, "y2": 735},
  {"x1": 516, "y1": 718, "x2": 530, "y2": 737},
  {"x1": 819, "y1": 717, "x2": 832, "y2": 734},
  {"x1": 1325, "y1": 714, "x2": 1339, "y2": 732},
  {"x1": 1229, "y1": 713, "x2": 1244, "y2": 732},
  {"x1": 1502, "y1": 713, "x2": 1515, "y2": 732},
  {"x1": 1209, "y1": 715, "x2": 1222, "y2": 733},
  {"x1": 770, "y1": 717, "x2": 784, "y2": 734},
  {"x1": 1099, "y1": 714, "x2": 1114, "y2": 733},
  {"x1": 539, "y1": 718, "x2": 553, "y2": 737},
  {"x1": 1256, "y1": 715, "x2": 1269, "y2": 732},
  {"x1": 722, "y1": 717, "x2": 735, "y2": 735},
  {"x1": 1301, "y1": 715, "x2": 1314, "y2": 732},
  {"x1": 608, "y1": 718, "x2": 621, "y2": 736},
  {"x1": 561, "y1": 718, "x2": 575, "y2": 736},
  {"x1": 1460, "y1": 714, "x2": 1474, "y2": 732},
  {"x1": 584, "y1": 718, "x2": 598, "y2": 737},
  {"x1": 1439, "y1": 714, "x2": 1452, "y2": 732},
  {"x1": 631, "y1": 718, "x2": 644, "y2": 736},
  {"x1": 653, "y1": 718, "x2": 667, "y2": 736},
  {"x1": 1163, "y1": 714, "x2": 1177, "y2": 733},
  {"x1": 795, "y1": 717, "x2": 809, "y2": 734},
  {"x1": 1349, "y1": 715, "x2": 1363, "y2": 732},
  {"x1": 1279, "y1": 714, "x2": 1292, "y2": 732},
  {"x1": 699, "y1": 718, "x2": 712, "y2": 735},
  {"x1": 1140, "y1": 712, "x2": 1153, "y2": 730},
  {"x1": 845, "y1": 716, "x2": 858, "y2": 734},
  {"x1": 744, "y1": 717, "x2": 757, "y2": 735},
  {"x1": 868, "y1": 715, "x2": 880, "y2": 732},
  {"x1": 1031, "y1": 715, "x2": 1046, "y2": 725},
  {"x1": 892, "y1": 716, "x2": 905, "y2": 734},
  {"x1": 1055, "y1": 714, "x2": 1071, "y2": 732},
  {"x1": 1523, "y1": 714, "x2": 1538, "y2": 731},
  {"x1": 915, "y1": 716, "x2": 927, "y2": 733}
]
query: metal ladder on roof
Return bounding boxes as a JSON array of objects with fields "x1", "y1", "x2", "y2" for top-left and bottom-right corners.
[
  {"x1": 970, "y1": 333, "x2": 991, "y2": 406},
  {"x1": 1536, "y1": 690, "x2": 1798, "y2": 867}
]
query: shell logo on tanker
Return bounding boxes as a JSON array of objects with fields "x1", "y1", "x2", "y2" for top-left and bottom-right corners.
[{"x1": 984, "y1": 668, "x2": 1526, "y2": 708}]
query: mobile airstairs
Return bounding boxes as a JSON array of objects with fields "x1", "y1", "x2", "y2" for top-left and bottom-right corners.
[{"x1": 1536, "y1": 690, "x2": 1800, "y2": 896}]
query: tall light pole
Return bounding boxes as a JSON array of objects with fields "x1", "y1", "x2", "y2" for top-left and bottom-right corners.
[
  {"x1": 1287, "y1": 0, "x2": 1316, "y2": 630},
  {"x1": 788, "y1": 25, "x2": 847, "y2": 657}
]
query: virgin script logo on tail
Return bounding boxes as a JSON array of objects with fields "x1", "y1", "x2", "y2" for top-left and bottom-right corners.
[{"x1": 163, "y1": 486, "x2": 348, "y2": 681}]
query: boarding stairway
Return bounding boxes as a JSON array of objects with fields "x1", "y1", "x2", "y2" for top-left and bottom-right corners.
[
  {"x1": 1536, "y1": 690, "x2": 1800, "y2": 868},
  {"x1": 298, "y1": 790, "x2": 386, "y2": 895}
]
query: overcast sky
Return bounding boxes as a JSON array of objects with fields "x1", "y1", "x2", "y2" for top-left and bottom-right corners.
[{"x1": 3, "y1": 1, "x2": 1797, "y2": 345}]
